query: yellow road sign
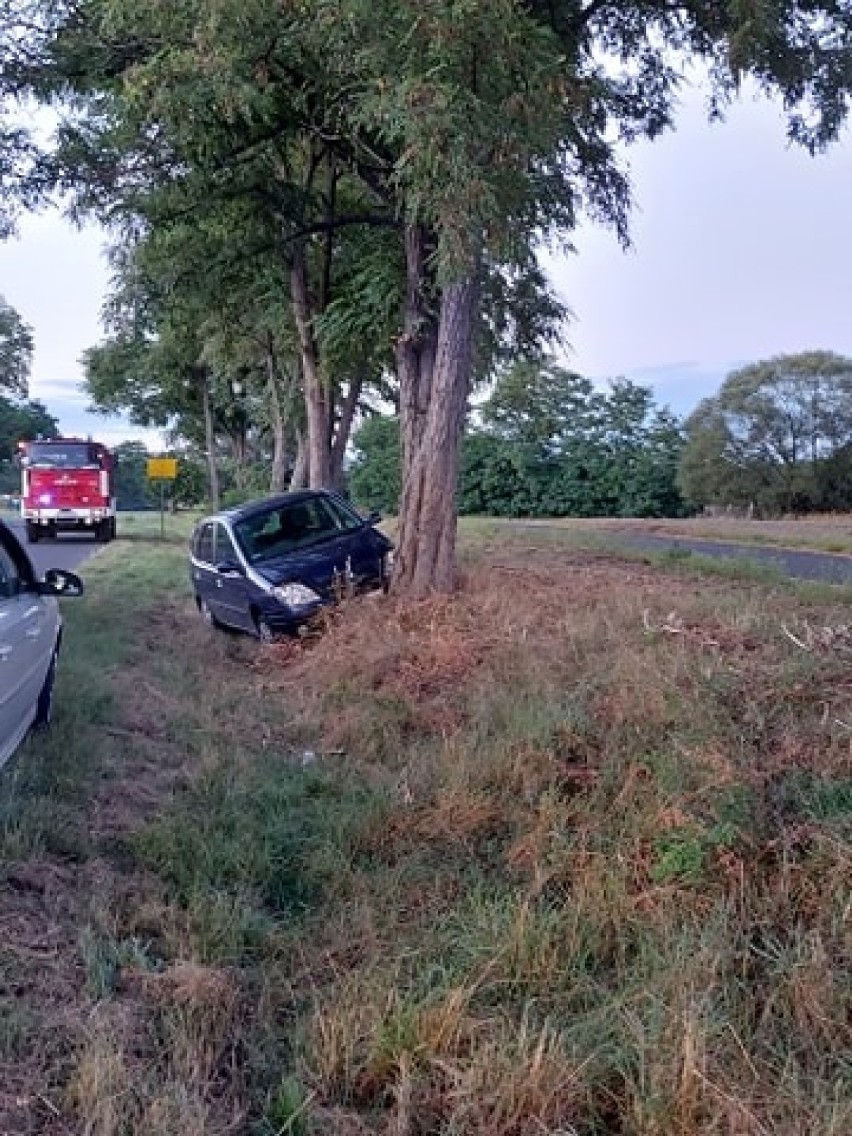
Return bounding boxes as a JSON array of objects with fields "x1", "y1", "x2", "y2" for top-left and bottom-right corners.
[{"x1": 147, "y1": 457, "x2": 178, "y2": 480}]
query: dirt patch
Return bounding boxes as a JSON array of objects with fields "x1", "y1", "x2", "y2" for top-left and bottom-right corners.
[{"x1": 0, "y1": 861, "x2": 82, "y2": 1135}]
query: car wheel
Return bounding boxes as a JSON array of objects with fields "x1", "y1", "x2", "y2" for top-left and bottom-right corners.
[
  {"x1": 33, "y1": 650, "x2": 58, "y2": 728},
  {"x1": 198, "y1": 596, "x2": 220, "y2": 629},
  {"x1": 96, "y1": 521, "x2": 111, "y2": 543}
]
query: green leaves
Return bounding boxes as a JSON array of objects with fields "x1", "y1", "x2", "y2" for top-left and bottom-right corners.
[
  {"x1": 0, "y1": 297, "x2": 34, "y2": 398},
  {"x1": 350, "y1": 360, "x2": 686, "y2": 519},
  {"x1": 679, "y1": 351, "x2": 852, "y2": 513}
]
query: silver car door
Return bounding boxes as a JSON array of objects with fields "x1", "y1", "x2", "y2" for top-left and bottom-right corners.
[{"x1": 0, "y1": 544, "x2": 48, "y2": 768}]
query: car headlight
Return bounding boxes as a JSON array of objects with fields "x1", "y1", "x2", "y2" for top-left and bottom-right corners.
[{"x1": 271, "y1": 582, "x2": 321, "y2": 607}]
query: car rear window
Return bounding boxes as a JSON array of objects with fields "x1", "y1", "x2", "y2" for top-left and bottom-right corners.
[{"x1": 235, "y1": 497, "x2": 360, "y2": 563}]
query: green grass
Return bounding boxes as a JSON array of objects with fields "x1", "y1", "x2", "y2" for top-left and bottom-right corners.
[
  {"x1": 0, "y1": 540, "x2": 188, "y2": 860},
  {"x1": 116, "y1": 508, "x2": 203, "y2": 544},
  {"x1": 2, "y1": 526, "x2": 852, "y2": 1134}
]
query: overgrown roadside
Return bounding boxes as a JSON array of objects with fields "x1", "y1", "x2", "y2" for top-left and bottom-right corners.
[{"x1": 2, "y1": 527, "x2": 852, "y2": 1134}]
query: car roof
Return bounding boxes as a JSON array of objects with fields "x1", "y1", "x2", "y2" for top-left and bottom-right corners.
[{"x1": 202, "y1": 489, "x2": 336, "y2": 528}]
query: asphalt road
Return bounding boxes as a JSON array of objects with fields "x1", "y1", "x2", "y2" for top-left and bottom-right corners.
[
  {"x1": 603, "y1": 531, "x2": 852, "y2": 586},
  {"x1": 3, "y1": 516, "x2": 102, "y2": 576}
]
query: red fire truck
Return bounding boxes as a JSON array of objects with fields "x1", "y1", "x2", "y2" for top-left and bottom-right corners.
[{"x1": 18, "y1": 437, "x2": 117, "y2": 543}]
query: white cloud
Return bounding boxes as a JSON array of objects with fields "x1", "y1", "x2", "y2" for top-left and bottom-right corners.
[{"x1": 30, "y1": 378, "x2": 89, "y2": 405}]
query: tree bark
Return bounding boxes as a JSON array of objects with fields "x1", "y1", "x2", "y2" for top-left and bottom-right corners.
[
  {"x1": 393, "y1": 265, "x2": 479, "y2": 597},
  {"x1": 197, "y1": 366, "x2": 220, "y2": 511},
  {"x1": 330, "y1": 369, "x2": 365, "y2": 490},
  {"x1": 290, "y1": 430, "x2": 308, "y2": 490},
  {"x1": 291, "y1": 248, "x2": 333, "y2": 488},
  {"x1": 397, "y1": 225, "x2": 438, "y2": 492},
  {"x1": 265, "y1": 337, "x2": 289, "y2": 494}
]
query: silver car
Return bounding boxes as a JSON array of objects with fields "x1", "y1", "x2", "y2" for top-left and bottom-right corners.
[{"x1": 0, "y1": 519, "x2": 83, "y2": 768}]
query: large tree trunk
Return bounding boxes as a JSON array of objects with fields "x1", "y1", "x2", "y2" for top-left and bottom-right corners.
[
  {"x1": 265, "y1": 338, "x2": 289, "y2": 494},
  {"x1": 198, "y1": 366, "x2": 220, "y2": 511},
  {"x1": 291, "y1": 249, "x2": 333, "y2": 488},
  {"x1": 290, "y1": 430, "x2": 308, "y2": 490},
  {"x1": 393, "y1": 266, "x2": 478, "y2": 597},
  {"x1": 397, "y1": 225, "x2": 438, "y2": 492},
  {"x1": 330, "y1": 369, "x2": 365, "y2": 491}
]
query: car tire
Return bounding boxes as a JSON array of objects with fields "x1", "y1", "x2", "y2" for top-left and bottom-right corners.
[
  {"x1": 198, "y1": 596, "x2": 221, "y2": 629},
  {"x1": 96, "y1": 521, "x2": 111, "y2": 543},
  {"x1": 33, "y1": 650, "x2": 58, "y2": 729}
]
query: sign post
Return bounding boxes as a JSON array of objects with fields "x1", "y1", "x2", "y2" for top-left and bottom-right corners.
[{"x1": 146, "y1": 458, "x2": 179, "y2": 539}]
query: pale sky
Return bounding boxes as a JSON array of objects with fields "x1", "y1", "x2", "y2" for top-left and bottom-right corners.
[{"x1": 0, "y1": 78, "x2": 850, "y2": 443}]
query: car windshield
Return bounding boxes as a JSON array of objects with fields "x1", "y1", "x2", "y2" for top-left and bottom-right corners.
[
  {"x1": 25, "y1": 443, "x2": 100, "y2": 469},
  {"x1": 234, "y1": 497, "x2": 361, "y2": 564}
]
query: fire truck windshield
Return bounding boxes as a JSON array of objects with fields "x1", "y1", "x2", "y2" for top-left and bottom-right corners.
[{"x1": 25, "y1": 443, "x2": 102, "y2": 469}]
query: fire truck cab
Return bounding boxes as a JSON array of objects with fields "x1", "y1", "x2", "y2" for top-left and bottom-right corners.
[{"x1": 19, "y1": 438, "x2": 117, "y2": 543}]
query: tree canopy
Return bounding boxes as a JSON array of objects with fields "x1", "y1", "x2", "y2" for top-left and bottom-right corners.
[
  {"x1": 3, "y1": 1, "x2": 851, "y2": 589},
  {"x1": 0, "y1": 296, "x2": 33, "y2": 397},
  {"x1": 679, "y1": 351, "x2": 852, "y2": 514},
  {"x1": 352, "y1": 358, "x2": 687, "y2": 519}
]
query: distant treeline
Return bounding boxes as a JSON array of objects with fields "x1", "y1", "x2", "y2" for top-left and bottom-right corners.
[
  {"x1": 350, "y1": 361, "x2": 687, "y2": 518},
  {"x1": 351, "y1": 352, "x2": 852, "y2": 520}
]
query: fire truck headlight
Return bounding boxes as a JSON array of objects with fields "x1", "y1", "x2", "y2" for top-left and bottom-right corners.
[{"x1": 38, "y1": 493, "x2": 52, "y2": 505}]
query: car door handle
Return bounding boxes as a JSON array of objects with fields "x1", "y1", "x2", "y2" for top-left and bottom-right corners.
[{"x1": 0, "y1": 646, "x2": 11, "y2": 661}]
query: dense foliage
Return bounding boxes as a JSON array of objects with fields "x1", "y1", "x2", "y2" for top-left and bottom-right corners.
[
  {"x1": 0, "y1": 393, "x2": 57, "y2": 493},
  {"x1": 0, "y1": 296, "x2": 33, "y2": 398},
  {"x1": 679, "y1": 352, "x2": 852, "y2": 515},
  {"x1": 2, "y1": 0, "x2": 849, "y2": 590},
  {"x1": 112, "y1": 441, "x2": 208, "y2": 511},
  {"x1": 351, "y1": 360, "x2": 686, "y2": 518}
]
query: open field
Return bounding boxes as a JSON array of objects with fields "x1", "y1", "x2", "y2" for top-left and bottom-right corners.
[
  {"x1": 2, "y1": 525, "x2": 852, "y2": 1134},
  {"x1": 508, "y1": 514, "x2": 852, "y2": 556}
]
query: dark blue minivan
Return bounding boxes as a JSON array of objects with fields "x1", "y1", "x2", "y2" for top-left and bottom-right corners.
[{"x1": 190, "y1": 490, "x2": 394, "y2": 640}]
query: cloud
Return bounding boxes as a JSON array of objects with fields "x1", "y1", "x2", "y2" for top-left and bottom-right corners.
[
  {"x1": 36, "y1": 395, "x2": 165, "y2": 451},
  {"x1": 612, "y1": 360, "x2": 731, "y2": 416},
  {"x1": 29, "y1": 378, "x2": 90, "y2": 406}
]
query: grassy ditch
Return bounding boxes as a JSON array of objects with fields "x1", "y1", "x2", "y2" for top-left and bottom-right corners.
[{"x1": 2, "y1": 530, "x2": 852, "y2": 1134}]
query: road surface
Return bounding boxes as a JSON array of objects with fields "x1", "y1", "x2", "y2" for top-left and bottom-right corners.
[
  {"x1": 598, "y1": 531, "x2": 852, "y2": 586},
  {"x1": 3, "y1": 516, "x2": 103, "y2": 576}
]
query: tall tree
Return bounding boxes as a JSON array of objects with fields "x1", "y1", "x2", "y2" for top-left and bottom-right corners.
[
  {"x1": 0, "y1": 393, "x2": 56, "y2": 493},
  {"x1": 311, "y1": 0, "x2": 852, "y2": 593},
  {"x1": 0, "y1": 296, "x2": 33, "y2": 396},
  {"x1": 679, "y1": 351, "x2": 852, "y2": 513},
  {"x1": 9, "y1": 0, "x2": 852, "y2": 593}
]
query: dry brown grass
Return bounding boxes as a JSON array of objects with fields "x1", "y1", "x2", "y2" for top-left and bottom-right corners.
[
  {"x1": 262, "y1": 546, "x2": 852, "y2": 1134},
  {"x1": 5, "y1": 535, "x2": 852, "y2": 1134}
]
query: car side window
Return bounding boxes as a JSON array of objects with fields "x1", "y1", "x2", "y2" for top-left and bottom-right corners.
[
  {"x1": 215, "y1": 525, "x2": 239, "y2": 564},
  {"x1": 323, "y1": 495, "x2": 363, "y2": 533},
  {"x1": 194, "y1": 523, "x2": 215, "y2": 565}
]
